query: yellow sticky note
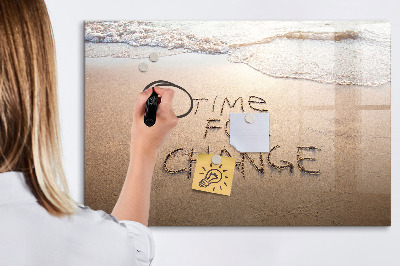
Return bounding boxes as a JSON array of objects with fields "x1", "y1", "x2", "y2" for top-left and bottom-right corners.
[{"x1": 192, "y1": 153, "x2": 236, "y2": 196}]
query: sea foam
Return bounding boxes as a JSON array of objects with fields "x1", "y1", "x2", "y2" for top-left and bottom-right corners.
[{"x1": 85, "y1": 21, "x2": 390, "y2": 86}]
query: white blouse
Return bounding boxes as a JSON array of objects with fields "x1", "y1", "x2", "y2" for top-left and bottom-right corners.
[{"x1": 0, "y1": 171, "x2": 155, "y2": 266}]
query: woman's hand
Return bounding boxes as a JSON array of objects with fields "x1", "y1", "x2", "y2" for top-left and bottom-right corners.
[
  {"x1": 130, "y1": 87, "x2": 178, "y2": 155},
  {"x1": 112, "y1": 87, "x2": 178, "y2": 225}
]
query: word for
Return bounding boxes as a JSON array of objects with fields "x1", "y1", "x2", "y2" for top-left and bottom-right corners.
[{"x1": 162, "y1": 145, "x2": 321, "y2": 179}]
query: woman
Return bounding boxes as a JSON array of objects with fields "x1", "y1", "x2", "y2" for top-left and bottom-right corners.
[{"x1": 0, "y1": 0, "x2": 178, "y2": 265}]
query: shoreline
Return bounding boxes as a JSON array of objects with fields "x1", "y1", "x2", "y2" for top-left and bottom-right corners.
[{"x1": 85, "y1": 43, "x2": 391, "y2": 87}]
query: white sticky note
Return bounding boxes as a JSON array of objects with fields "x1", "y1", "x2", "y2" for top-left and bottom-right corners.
[{"x1": 230, "y1": 113, "x2": 269, "y2": 152}]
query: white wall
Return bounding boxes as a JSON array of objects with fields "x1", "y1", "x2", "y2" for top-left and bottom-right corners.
[{"x1": 45, "y1": 0, "x2": 400, "y2": 265}]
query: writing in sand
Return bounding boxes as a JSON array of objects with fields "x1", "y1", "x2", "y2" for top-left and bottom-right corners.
[{"x1": 163, "y1": 94, "x2": 322, "y2": 179}]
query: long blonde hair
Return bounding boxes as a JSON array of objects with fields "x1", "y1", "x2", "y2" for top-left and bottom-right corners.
[{"x1": 0, "y1": 0, "x2": 77, "y2": 216}]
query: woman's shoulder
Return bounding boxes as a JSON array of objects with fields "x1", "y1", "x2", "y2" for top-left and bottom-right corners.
[
  {"x1": 0, "y1": 201, "x2": 153, "y2": 265},
  {"x1": 74, "y1": 204, "x2": 120, "y2": 224},
  {"x1": 74, "y1": 204, "x2": 155, "y2": 265}
]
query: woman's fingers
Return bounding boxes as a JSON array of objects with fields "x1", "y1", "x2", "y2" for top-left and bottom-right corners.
[
  {"x1": 154, "y1": 87, "x2": 174, "y2": 108},
  {"x1": 153, "y1": 86, "x2": 165, "y2": 95},
  {"x1": 153, "y1": 87, "x2": 178, "y2": 126},
  {"x1": 133, "y1": 86, "x2": 176, "y2": 123}
]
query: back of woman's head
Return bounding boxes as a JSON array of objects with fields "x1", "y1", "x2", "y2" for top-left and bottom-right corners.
[{"x1": 0, "y1": 0, "x2": 76, "y2": 216}]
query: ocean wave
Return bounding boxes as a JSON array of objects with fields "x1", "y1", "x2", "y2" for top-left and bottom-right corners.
[
  {"x1": 85, "y1": 21, "x2": 391, "y2": 86},
  {"x1": 85, "y1": 21, "x2": 229, "y2": 54},
  {"x1": 230, "y1": 30, "x2": 361, "y2": 49}
]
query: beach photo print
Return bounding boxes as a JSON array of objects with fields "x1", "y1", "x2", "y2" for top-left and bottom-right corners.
[{"x1": 84, "y1": 21, "x2": 391, "y2": 226}]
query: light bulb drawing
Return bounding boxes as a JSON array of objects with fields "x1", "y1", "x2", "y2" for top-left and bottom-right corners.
[
  {"x1": 192, "y1": 153, "x2": 236, "y2": 196},
  {"x1": 198, "y1": 162, "x2": 229, "y2": 191}
]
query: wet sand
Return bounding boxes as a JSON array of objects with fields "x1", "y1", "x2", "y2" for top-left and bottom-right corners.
[{"x1": 85, "y1": 52, "x2": 390, "y2": 226}]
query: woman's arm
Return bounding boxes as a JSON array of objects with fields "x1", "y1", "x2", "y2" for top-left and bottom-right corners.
[
  {"x1": 112, "y1": 87, "x2": 178, "y2": 226},
  {"x1": 111, "y1": 143, "x2": 158, "y2": 225}
]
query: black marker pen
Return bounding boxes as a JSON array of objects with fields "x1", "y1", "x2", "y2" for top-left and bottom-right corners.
[{"x1": 144, "y1": 87, "x2": 158, "y2": 127}]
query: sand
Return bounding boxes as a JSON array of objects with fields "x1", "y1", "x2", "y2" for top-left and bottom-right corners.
[{"x1": 84, "y1": 51, "x2": 390, "y2": 226}]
